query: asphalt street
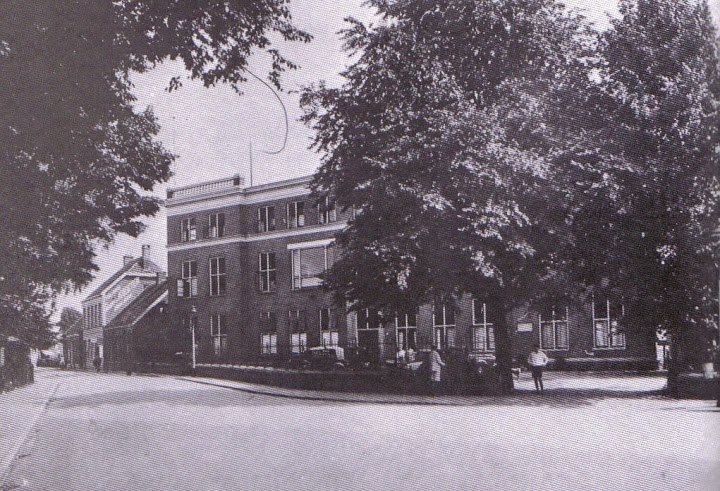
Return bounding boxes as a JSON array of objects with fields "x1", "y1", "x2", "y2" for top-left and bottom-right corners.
[{"x1": 1, "y1": 369, "x2": 717, "y2": 491}]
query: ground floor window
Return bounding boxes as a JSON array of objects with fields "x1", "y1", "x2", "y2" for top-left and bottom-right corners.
[
  {"x1": 260, "y1": 312, "x2": 277, "y2": 354},
  {"x1": 320, "y1": 308, "x2": 338, "y2": 348},
  {"x1": 289, "y1": 310, "x2": 307, "y2": 354},
  {"x1": 210, "y1": 313, "x2": 227, "y2": 356},
  {"x1": 433, "y1": 300, "x2": 456, "y2": 349},
  {"x1": 593, "y1": 299, "x2": 625, "y2": 349},
  {"x1": 472, "y1": 299, "x2": 495, "y2": 352},
  {"x1": 396, "y1": 311, "x2": 417, "y2": 350},
  {"x1": 540, "y1": 306, "x2": 569, "y2": 350}
]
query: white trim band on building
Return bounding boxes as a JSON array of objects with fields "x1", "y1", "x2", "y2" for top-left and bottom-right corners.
[{"x1": 166, "y1": 222, "x2": 347, "y2": 252}]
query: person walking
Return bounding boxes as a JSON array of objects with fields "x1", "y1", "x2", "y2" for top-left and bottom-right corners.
[
  {"x1": 527, "y1": 344, "x2": 549, "y2": 393},
  {"x1": 428, "y1": 345, "x2": 446, "y2": 395}
]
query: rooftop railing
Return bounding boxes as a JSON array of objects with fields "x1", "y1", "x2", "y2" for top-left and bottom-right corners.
[{"x1": 167, "y1": 175, "x2": 243, "y2": 199}]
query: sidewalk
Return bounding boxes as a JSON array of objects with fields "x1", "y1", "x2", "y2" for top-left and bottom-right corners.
[
  {"x1": 177, "y1": 370, "x2": 669, "y2": 405},
  {"x1": 0, "y1": 369, "x2": 62, "y2": 480}
]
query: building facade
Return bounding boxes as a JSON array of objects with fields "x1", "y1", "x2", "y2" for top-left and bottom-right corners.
[
  {"x1": 165, "y1": 175, "x2": 657, "y2": 370},
  {"x1": 81, "y1": 246, "x2": 164, "y2": 369}
]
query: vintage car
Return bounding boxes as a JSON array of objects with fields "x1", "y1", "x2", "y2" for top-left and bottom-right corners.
[{"x1": 288, "y1": 346, "x2": 346, "y2": 371}]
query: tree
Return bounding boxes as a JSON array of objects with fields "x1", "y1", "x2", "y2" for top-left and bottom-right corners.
[
  {"x1": 302, "y1": 0, "x2": 595, "y2": 392},
  {"x1": 0, "y1": 1, "x2": 310, "y2": 347},
  {"x1": 570, "y1": 0, "x2": 720, "y2": 392}
]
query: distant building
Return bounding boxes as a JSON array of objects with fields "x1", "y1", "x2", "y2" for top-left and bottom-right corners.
[
  {"x1": 164, "y1": 174, "x2": 656, "y2": 370},
  {"x1": 62, "y1": 316, "x2": 84, "y2": 368},
  {"x1": 80, "y1": 246, "x2": 163, "y2": 369},
  {"x1": 103, "y1": 278, "x2": 168, "y2": 372}
]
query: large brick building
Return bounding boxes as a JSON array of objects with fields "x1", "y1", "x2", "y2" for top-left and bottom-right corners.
[{"x1": 165, "y1": 174, "x2": 657, "y2": 370}]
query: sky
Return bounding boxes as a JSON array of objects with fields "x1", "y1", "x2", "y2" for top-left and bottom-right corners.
[{"x1": 55, "y1": 0, "x2": 720, "y2": 317}]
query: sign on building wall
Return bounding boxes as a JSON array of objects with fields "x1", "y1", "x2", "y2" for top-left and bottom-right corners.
[{"x1": 517, "y1": 322, "x2": 533, "y2": 332}]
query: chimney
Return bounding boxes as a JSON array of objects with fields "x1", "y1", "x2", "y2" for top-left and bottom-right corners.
[
  {"x1": 156, "y1": 271, "x2": 167, "y2": 285},
  {"x1": 141, "y1": 244, "x2": 151, "y2": 268},
  {"x1": 123, "y1": 255, "x2": 133, "y2": 266}
]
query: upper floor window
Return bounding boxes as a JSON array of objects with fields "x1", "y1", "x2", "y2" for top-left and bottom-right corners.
[
  {"x1": 540, "y1": 306, "x2": 569, "y2": 350},
  {"x1": 287, "y1": 201, "x2": 305, "y2": 228},
  {"x1": 260, "y1": 312, "x2": 277, "y2": 355},
  {"x1": 433, "y1": 300, "x2": 456, "y2": 349},
  {"x1": 289, "y1": 309, "x2": 307, "y2": 354},
  {"x1": 210, "y1": 313, "x2": 227, "y2": 356},
  {"x1": 259, "y1": 252, "x2": 276, "y2": 292},
  {"x1": 177, "y1": 261, "x2": 198, "y2": 297},
  {"x1": 209, "y1": 257, "x2": 226, "y2": 296},
  {"x1": 472, "y1": 299, "x2": 495, "y2": 352},
  {"x1": 291, "y1": 245, "x2": 334, "y2": 289},
  {"x1": 593, "y1": 299, "x2": 625, "y2": 349},
  {"x1": 208, "y1": 213, "x2": 225, "y2": 238},
  {"x1": 258, "y1": 205, "x2": 275, "y2": 232},
  {"x1": 181, "y1": 218, "x2": 196, "y2": 242},
  {"x1": 318, "y1": 196, "x2": 337, "y2": 224}
]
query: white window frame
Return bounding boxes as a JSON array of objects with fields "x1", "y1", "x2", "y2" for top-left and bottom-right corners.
[
  {"x1": 471, "y1": 299, "x2": 495, "y2": 352},
  {"x1": 287, "y1": 201, "x2": 305, "y2": 229},
  {"x1": 210, "y1": 313, "x2": 227, "y2": 356},
  {"x1": 209, "y1": 257, "x2": 226, "y2": 296},
  {"x1": 178, "y1": 261, "x2": 198, "y2": 298},
  {"x1": 181, "y1": 218, "x2": 197, "y2": 242},
  {"x1": 395, "y1": 311, "x2": 417, "y2": 350},
  {"x1": 290, "y1": 245, "x2": 333, "y2": 289},
  {"x1": 258, "y1": 205, "x2": 275, "y2": 232},
  {"x1": 433, "y1": 301, "x2": 456, "y2": 349},
  {"x1": 260, "y1": 312, "x2": 277, "y2": 355},
  {"x1": 539, "y1": 306, "x2": 569, "y2": 350},
  {"x1": 592, "y1": 299, "x2": 626, "y2": 349},
  {"x1": 320, "y1": 307, "x2": 339, "y2": 348},
  {"x1": 258, "y1": 252, "x2": 276, "y2": 292},
  {"x1": 208, "y1": 213, "x2": 225, "y2": 238},
  {"x1": 318, "y1": 196, "x2": 337, "y2": 224},
  {"x1": 289, "y1": 310, "x2": 307, "y2": 354}
]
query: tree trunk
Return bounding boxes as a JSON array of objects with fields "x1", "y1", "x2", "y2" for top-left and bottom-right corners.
[{"x1": 493, "y1": 310, "x2": 514, "y2": 394}]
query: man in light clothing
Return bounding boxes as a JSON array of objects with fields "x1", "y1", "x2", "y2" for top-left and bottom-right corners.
[
  {"x1": 429, "y1": 345, "x2": 446, "y2": 395},
  {"x1": 527, "y1": 344, "x2": 549, "y2": 393}
]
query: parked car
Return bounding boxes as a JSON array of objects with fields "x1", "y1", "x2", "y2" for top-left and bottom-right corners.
[{"x1": 289, "y1": 347, "x2": 346, "y2": 371}]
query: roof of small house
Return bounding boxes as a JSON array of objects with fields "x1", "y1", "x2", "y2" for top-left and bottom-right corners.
[
  {"x1": 84, "y1": 258, "x2": 162, "y2": 302},
  {"x1": 105, "y1": 281, "x2": 168, "y2": 330}
]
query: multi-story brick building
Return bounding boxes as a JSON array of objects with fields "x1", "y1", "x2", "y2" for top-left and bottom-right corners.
[{"x1": 165, "y1": 175, "x2": 657, "y2": 370}]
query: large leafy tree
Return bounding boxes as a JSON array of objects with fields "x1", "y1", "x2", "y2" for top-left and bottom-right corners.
[
  {"x1": 302, "y1": 0, "x2": 595, "y2": 391},
  {"x1": 0, "y1": 1, "x2": 309, "y2": 347},
  {"x1": 571, "y1": 0, "x2": 720, "y2": 392}
]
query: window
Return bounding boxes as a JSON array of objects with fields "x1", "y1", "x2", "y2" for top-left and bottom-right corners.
[
  {"x1": 260, "y1": 312, "x2": 277, "y2": 355},
  {"x1": 318, "y1": 196, "x2": 337, "y2": 224},
  {"x1": 210, "y1": 314, "x2": 227, "y2": 356},
  {"x1": 291, "y1": 245, "x2": 334, "y2": 289},
  {"x1": 289, "y1": 310, "x2": 307, "y2": 354},
  {"x1": 181, "y1": 218, "x2": 197, "y2": 242},
  {"x1": 177, "y1": 261, "x2": 198, "y2": 297},
  {"x1": 209, "y1": 257, "x2": 226, "y2": 296},
  {"x1": 208, "y1": 213, "x2": 225, "y2": 238},
  {"x1": 540, "y1": 306, "x2": 569, "y2": 350},
  {"x1": 433, "y1": 300, "x2": 456, "y2": 349},
  {"x1": 593, "y1": 299, "x2": 625, "y2": 349},
  {"x1": 472, "y1": 299, "x2": 495, "y2": 352},
  {"x1": 258, "y1": 206, "x2": 275, "y2": 232},
  {"x1": 287, "y1": 201, "x2": 305, "y2": 228},
  {"x1": 396, "y1": 311, "x2": 417, "y2": 350},
  {"x1": 320, "y1": 308, "x2": 338, "y2": 348},
  {"x1": 259, "y1": 252, "x2": 276, "y2": 292}
]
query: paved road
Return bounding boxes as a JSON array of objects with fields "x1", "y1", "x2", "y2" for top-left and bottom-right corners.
[{"x1": 1, "y1": 369, "x2": 717, "y2": 490}]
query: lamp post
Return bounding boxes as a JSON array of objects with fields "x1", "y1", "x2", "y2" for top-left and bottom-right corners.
[{"x1": 190, "y1": 305, "x2": 197, "y2": 372}]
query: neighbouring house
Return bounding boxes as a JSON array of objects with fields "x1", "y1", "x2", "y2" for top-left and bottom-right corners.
[
  {"x1": 81, "y1": 245, "x2": 164, "y2": 370},
  {"x1": 103, "y1": 278, "x2": 169, "y2": 372},
  {"x1": 62, "y1": 316, "x2": 84, "y2": 369},
  {"x1": 163, "y1": 174, "x2": 657, "y2": 371}
]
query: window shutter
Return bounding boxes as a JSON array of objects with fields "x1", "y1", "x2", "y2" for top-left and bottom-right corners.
[{"x1": 176, "y1": 279, "x2": 184, "y2": 297}]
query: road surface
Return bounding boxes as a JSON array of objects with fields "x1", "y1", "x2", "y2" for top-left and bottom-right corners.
[{"x1": 1, "y1": 369, "x2": 717, "y2": 490}]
